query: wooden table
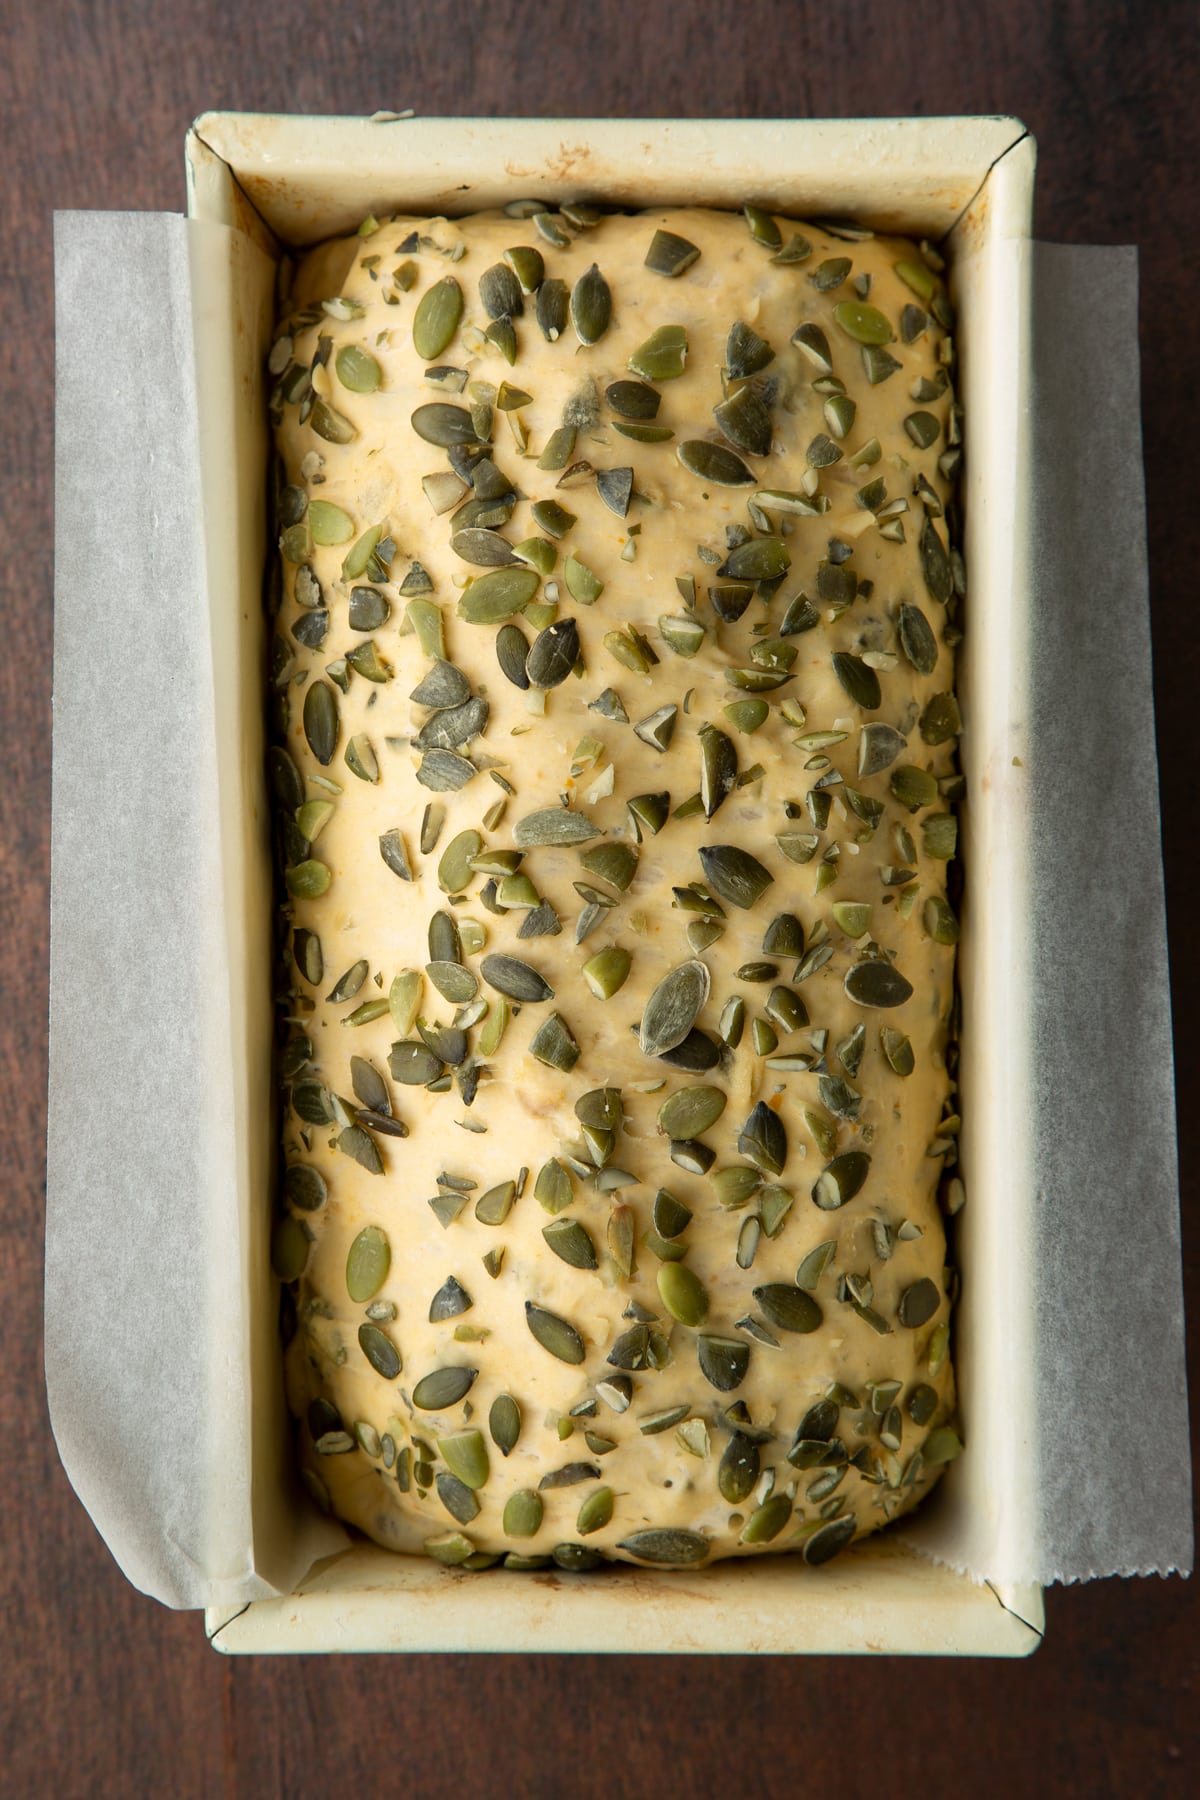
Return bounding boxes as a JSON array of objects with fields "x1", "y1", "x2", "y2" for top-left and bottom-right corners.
[{"x1": 6, "y1": 3, "x2": 1196, "y2": 1793}]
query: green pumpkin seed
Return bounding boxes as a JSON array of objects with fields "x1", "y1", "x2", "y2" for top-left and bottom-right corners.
[
  {"x1": 650, "y1": 1189, "x2": 691, "y2": 1240},
  {"x1": 413, "y1": 1366, "x2": 478, "y2": 1411},
  {"x1": 526, "y1": 1301, "x2": 585, "y2": 1364},
  {"x1": 428, "y1": 1277, "x2": 472, "y2": 1324},
  {"x1": 740, "y1": 1494, "x2": 793, "y2": 1545},
  {"x1": 920, "y1": 691, "x2": 962, "y2": 745},
  {"x1": 639, "y1": 959, "x2": 710, "y2": 1058},
  {"x1": 596, "y1": 466, "x2": 633, "y2": 518},
  {"x1": 811, "y1": 1150, "x2": 871, "y2": 1211},
  {"x1": 329, "y1": 960, "x2": 365, "y2": 1006},
  {"x1": 737, "y1": 1101, "x2": 787, "y2": 1176},
  {"x1": 713, "y1": 386, "x2": 772, "y2": 457},
  {"x1": 898, "y1": 1278, "x2": 941, "y2": 1329},
  {"x1": 504, "y1": 1489, "x2": 544, "y2": 1538},
  {"x1": 792, "y1": 321, "x2": 833, "y2": 373},
  {"x1": 413, "y1": 276, "x2": 464, "y2": 360},
  {"x1": 804, "y1": 1515, "x2": 857, "y2": 1564},
  {"x1": 606, "y1": 378, "x2": 660, "y2": 420},
  {"x1": 724, "y1": 698, "x2": 768, "y2": 734},
  {"x1": 832, "y1": 653, "x2": 881, "y2": 710},
  {"x1": 543, "y1": 1218, "x2": 598, "y2": 1270},
  {"x1": 531, "y1": 1159, "x2": 571, "y2": 1215},
  {"x1": 657, "y1": 1262, "x2": 709, "y2": 1327},
  {"x1": 570, "y1": 264, "x2": 612, "y2": 344},
  {"x1": 862, "y1": 345, "x2": 902, "y2": 384},
  {"x1": 270, "y1": 1215, "x2": 308, "y2": 1282},
  {"x1": 479, "y1": 262, "x2": 523, "y2": 320},
  {"x1": 628, "y1": 324, "x2": 688, "y2": 381},
  {"x1": 794, "y1": 1240, "x2": 836, "y2": 1290},
  {"x1": 482, "y1": 1395, "x2": 520, "y2": 1459},
  {"x1": 436, "y1": 1472, "x2": 479, "y2": 1524},
  {"x1": 504, "y1": 244, "x2": 544, "y2": 292},
  {"x1": 283, "y1": 1164, "x2": 326, "y2": 1214},
  {"x1": 753, "y1": 1283, "x2": 821, "y2": 1335},
  {"x1": 526, "y1": 617, "x2": 580, "y2": 688},
  {"x1": 582, "y1": 946, "x2": 632, "y2": 1000},
  {"x1": 310, "y1": 397, "x2": 356, "y2": 444},
  {"x1": 410, "y1": 401, "x2": 479, "y2": 448},
  {"x1": 762, "y1": 913, "x2": 804, "y2": 957},
  {"x1": 358, "y1": 1322, "x2": 401, "y2": 1380},
  {"x1": 718, "y1": 536, "x2": 789, "y2": 582},
  {"x1": 495, "y1": 622, "x2": 531, "y2": 690},
  {"x1": 285, "y1": 860, "x2": 330, "y2": 899},
  {"x1": 920, "y1": 515, "x2": 953, "y2": 603},
  {"x1": 645, "y1": 229, "x2": 700, "y2": 276},
  {"x1": 530, "y1": 1013, "x2": 580, "y2": 1071},
  {"x1": 424, "y1": 961, "x2": 477, "y2": 1004},
  {"x1": 923, "y1": 894, "x2": 960, "y2": 944},
  {"x1": 457, "y1": 565, "x2": 539, "y2": 623},
  {"x1": 890, "y1": 765, "x2": 939, "y2": 811},
  {"x1": 619, "y1": 1528, "x2": 710, "y2": 1566},
  {"x1": 677, "y1": 440, "x2": 755, "y2": 487},
  {"x1": 514, "y1": 807, "x2": 599, "y2": 848},
  {"x1": 534, "y1": 276, "x2": 569, "y2": 340},
  {"x1": 302, "y1": 681, "x2": 338, "y2": 765},
  {"x1": 697, "y1": 1335, "x2": 749, "y2": 1393},
  {"x1": 923, "y1": 1426, "x2": 963, "y2": 1465},
  {"x1": 858, "y1": 722, "x2": 907, "y2": 777},
  {"x1": 657, "y1": 1085, "x2": 726, "y2": 1139},
  {"x1": 743, "y1": 202, "x2": 781, "y2": 247},
  {"x1": 844, "y1": 959, "x2": 913, "y2": 1010},
  {"x1": 725, "y1": 319, "x2": 775, "y2": 378},
  {"x1": 438, "y1": 1429, "x2": 489, "y2": 1490},
  {"x1": 415, "y1": 749, "x2": 473, "y2": 791},
  {"x1": 388, "y1": 1040, "x2": 443, "y2": 1086},
  {"x1": 833, "y1": 299, "x2": 894, "y2": 345},
  {"x1": 335, "y1": 344, "x2": 381, "y2": 393},
  {"x1": 824, "y1": 393, "x2": 857, "y2": 438},
  {"x1": 450, "y1": 527, "x2": 516, "y2": 568},
  {"x1": 345, "y1": 1231, "x2": 392, "y2": 1303},
  {"x1": 479, "y1": 953, "x2": 553, "y2": 1004},
  {"x1": 698, "y1": 845, "x2": 773, "y2": 911}
]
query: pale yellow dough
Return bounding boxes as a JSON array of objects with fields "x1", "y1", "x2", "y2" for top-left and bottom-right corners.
[{"x1": 272, "y1": 204, "x2": 961, "y2": 1569}]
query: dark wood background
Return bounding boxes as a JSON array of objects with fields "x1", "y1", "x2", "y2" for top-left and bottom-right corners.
[{"x1": 5, "y1": 2, "x2": 1196, "y2": 1794}]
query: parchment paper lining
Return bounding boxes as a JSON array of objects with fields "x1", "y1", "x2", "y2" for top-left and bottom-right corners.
[{"x1": 47, "y1": 214, "x2": 1189, "y2": 1610}]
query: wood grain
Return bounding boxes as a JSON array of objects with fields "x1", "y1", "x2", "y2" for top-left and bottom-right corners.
[{"x1": 5, "y1": 2, "x2": 1196, "y2": 1795}]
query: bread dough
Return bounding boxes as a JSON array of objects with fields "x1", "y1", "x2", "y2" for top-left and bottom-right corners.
[{"x1": 271, "y1": 204, "x2": 962, "y2": 1570}]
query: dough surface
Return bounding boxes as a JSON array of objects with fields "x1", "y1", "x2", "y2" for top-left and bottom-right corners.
[{"x1": 270, "y1": 203, "x2": 963, "y2": 1571}]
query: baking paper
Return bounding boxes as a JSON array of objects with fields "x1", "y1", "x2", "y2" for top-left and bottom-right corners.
[
  {"x1": 47, "y1": 212, "x2": 344, "y2": 1609},
  {"x1": 47, "y1": 211, "x2": 1189, "y2": 1615}
]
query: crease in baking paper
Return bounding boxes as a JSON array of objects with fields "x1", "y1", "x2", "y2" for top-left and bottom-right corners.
[{"x1": 47, "y1": 219, "x2": 1189, "y2": 1611}]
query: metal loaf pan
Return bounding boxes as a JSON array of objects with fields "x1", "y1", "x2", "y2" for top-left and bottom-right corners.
[{"x1": 185, "y1": 113, "x2": 1043, "y2": 1656}]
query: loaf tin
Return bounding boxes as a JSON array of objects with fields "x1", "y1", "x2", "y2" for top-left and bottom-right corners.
[{"x1": 48, "y1": 114, "x2": 1188, "y2": 1657}]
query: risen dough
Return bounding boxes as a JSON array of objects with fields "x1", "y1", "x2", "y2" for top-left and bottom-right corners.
[{"x1": 271, "y1": 203, "x2": 962, "y2": 1571}]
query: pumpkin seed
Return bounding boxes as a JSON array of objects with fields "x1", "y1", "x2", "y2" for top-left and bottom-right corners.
[
  {"x1": 619, "y1": 1529, "x2": 710, "y2": 1566},
  {"x1": 806, "y1": 432, "x2": 842, "y2": 468},
  {"x1": 920, "y1": 691, "x2": 962, "y2": 744},
  {"x1": 345, "y1": 1231, "x2": 392, "y2": 1303},
  {"x1": 514, "y1": 807, "x2": 600, "y2": 848},
  {"x1": 284, "y1": 1164, "x2": 326, "y2": 1213},
  {"x1": 677, "y1": 440, "x2": 755, "y2": 487},
  {"x1": 891, "y1": 765, "x2": 939, "y2": 811},
  {"x1": 718, "y1": 536, "x2": 789, "y2": 582},
  {"x1": 310, "y1": 398, "x2": 356, "y2": 444},
  {"x1": 645, "y1": 229, "x2": 700, "y2": 276},
  {"x1": 504, "y1": 1489, "x2": 543, "y2": 1538},
  {"x1": 413, "y1": 276, "x2": 463, "y2": 360},
  {"x1": 698, "y1": 844, "x2": 773, "y2": 911},
  {"x1": 858, "y1": 722, "x2": 907, "y2": 777},
  {"x1": 924, "y1": 894, "x2": 960, "y2": 944},
  {"x1": 526, "y1": 1301, "x2": 585, "y2": 1364},
  {"x1": 438, "y1": 1429, "x2": 489, "y2": 1490},
  {"x1": 388, "y1": 1040, "x2": 443, "y2": 1086},
  {"x1": 302, "y1": 681, "x2": 338, "y2": 765},
  {"x1": 335, "y1": 343, "x2": 381, "y2": 393},
  {"x1": 479, "y1": 262, "x2": 523, "y2": 320},
  {"x1": 633, "y1": 704, "x2": 678, "y2": 753},
  {"x1": 832, "y1": 653, "x2": 881, "y2": 710},
  {"x1": 738, "y1": 1101, "x2": 787, "y2": 1175},
  {"x1": 725, "y1": 319, "x2": 775, "y2": 378},
  {"x1": 457, "y1": 565, "x2": 539, "y2": 622},
  {"x1": 270, "y1": 1216, "x2": 308, "y2": 1282},
  {"x1": 792, "y1": 321, "x2": 833, "y2": 373},
  {"x1": 920, "y1": 515, "x2": 952, "y2": 603},
  {"x1": 411, "y1": 401, "x2": 480, "y2": 448},
  {"x1": 741, "y1": 1494, "x2": 793, "y2": 1544},
  {"x1": 657, "y1": 1262, "x2": 708, "y2": 1327},
  {"x1": 923, "y1": 1427, "x2": 963, "y2": 1465},
  {"x1": 413, "y1": 1366, "x2": 478, "y2": 1410},
  {"x1": 571, "y1": 263, "x2": 612, "y2": 344},
  {"x1": 535, "y1": 277, "x2": 569, "y2": 340},
  {"x1": 713, "y1": 386, "x2": 772, "y2": 457},
  {"x1": 543, "y1": 1218, "x2": 598, "y2": 1270},
  {"x1": 596, "y1": 466, "x2": 634, "y2": 517},
  {"x1": 358, "y1": 1322, "x2": 401, "y2": 1380},
  {"x1": 832, "y1": 901, "x2": 871, "y2": 940},
  {"x1": 494, "y1": 621, "x2": 531, "y2": 690},
  {"x1": 753, "y1": 1282, "x2": 822, "y2": 1334},
  {"x1": 724, "y1": 698, "x2": 768, "y2": 734},
  {"x1": 658, "y1": 1085, "x2": 726, "y2": 1138},
  {"x1": 824, "y1": 393, "x2": 857, "y2": 438},
  {"x1": 480, "y1": 953, "x2": 553, "y2": 1003},
  {"x1": 424, "y1": 961, "x2": 477, "y2": 1004},
  {"x1": 530, "y1": 1012, "x2": 580, "y2": 1071},
  {"x1": 450, "y1": 527, "x2": 517, "y2": 568},
  {"x1": 628, "y1": 324, "x2": 688, "y2": 381},
  {"x1": 286, "y1": 860, "x2": 330, "y2": 899},
  {"x1": 862, "y1": 345, "x2": 902, "y2": 384},
  {"x1": 833, "y1": 299, "x2": 894, "y2": 345},
  {"x1": 526, "y1": 617, "x2": 580, "y2": 688},
  {"x1": 844, "y1": 960, "x2": 913, "y2": 1009},
  {"x1": 812, "y1": 1150, "x2": 871, "y2": 1211},
  {"x1": 437, "y1": 828, "x2": 482, "y2": 896},
  {"x1": 582, "y1": 945, "x2": 632, "y2": 999},
  {"x1": 436, "y1": 1473, "x2": 479, "y2": 1524},
  {"x1": 504, "y1": 244, "x2": 544, "y2": 292},
  {"x1": 697, "y1": 1335, "x2": 749, "y2": 1393},
  {"x1": 803, "y1": 1515, "x2": 857, "y2": 1564},
  {"x1": 428, "y1": 1276, "x2": 473, "y2": 1324},
  {"x1": 639, "y1": 959, "x2": 710, "y2": 1059},
  {"x1": 606, "y1": 378, "x2": 660, "y2": 420}
]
